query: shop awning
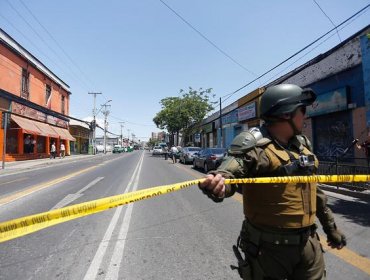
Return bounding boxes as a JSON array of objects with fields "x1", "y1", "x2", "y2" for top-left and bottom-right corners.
[
  {"x1": 34, "y1": 121, "x2": 60, "y2": 138},
  {"x1": 11, "y1": 115, "x2": 42, "y2": 135},
  {"x1": 11, "y1": 115, "x2": 76, "y2": 141},
  {"x1": 51, "y1": 126, "x2": 76, "y2": 141}
]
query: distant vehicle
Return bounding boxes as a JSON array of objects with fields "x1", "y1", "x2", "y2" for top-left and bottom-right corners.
[
  {"x1": 113, "y1": 145, "x2": 124, "y2": 153},
  {"x1": 95, "y1": 145, "x2": 104, "y2": 153},
  {"x1": 95, "y1": 144, "x2": 112, "y2": 153},
  {"x1": 192, "y1": 148, "x2": 227, "y2": 173},
  {"x1": 152, "y1": 146, "x2": 163, "y2": 156},
  {"x1": 179, "y1": 147, "x2": 201, "y2": 164}
]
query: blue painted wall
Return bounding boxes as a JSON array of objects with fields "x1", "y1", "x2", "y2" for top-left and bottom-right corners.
[
  {"x1": 308, "y1": 64, "x2": 364, "y2": 107},
  {"x1": 360, "y1": 34, "x2": 370, "y2": 127}
]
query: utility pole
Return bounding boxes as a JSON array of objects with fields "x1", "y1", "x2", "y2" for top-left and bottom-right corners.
[
  {"x1": 2, "y1": 112, "x2": 9, "y2": 169},
  {"x1": 219, "y1": 97, "x2": 223, "y2": 148},
  {"x1": 119, "y1": 122, "x2": 125, "y2": 147},
  {"x1": 127, "y1": 129, "x2": 131, "y2": 144},
  {"x1": 88, "y1": 92, "x2": 102, "y2": 154},
  {"x1": 101, "y1": 102, "x2": 111, "y2": 154}
]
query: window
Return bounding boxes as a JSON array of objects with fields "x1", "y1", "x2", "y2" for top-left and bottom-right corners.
[
  {"x1": 61, "y1": 95, "x2": 65, "y2": 114},
  {"x1": 21, "y1": 68, "x2": 29, "y2": 99},
  {"x1": 45, "y1": 85, "x2": 52, "y2": 107}
]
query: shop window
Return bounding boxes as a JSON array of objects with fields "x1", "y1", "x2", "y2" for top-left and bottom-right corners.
[
  {"x1": 61, "y1": 95, "x2": 65, "y2": 114},
  {"x1": 45, "y1": 85, "x2": 52, "y2": 107},
  {"x1": 21, "y1": 68, "x2": 29, "y2": 99}
]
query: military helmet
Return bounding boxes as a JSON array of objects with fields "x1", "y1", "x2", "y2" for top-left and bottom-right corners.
[{"x1": 260, "y1": 84, "x2": 316, "y2": 119}]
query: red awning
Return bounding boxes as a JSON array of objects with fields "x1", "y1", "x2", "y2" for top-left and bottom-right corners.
[
  {"x1": 51, "y1": 126, "x2": 76, "y2": 141},
  {"x1": 34, "y1": 121, "x2": 60, "y2": 138},
  {"x1": 11, "y1": 115, "x2": 42, "y2": 135}
]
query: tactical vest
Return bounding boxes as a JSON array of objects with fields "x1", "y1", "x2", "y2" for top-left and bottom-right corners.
[{"x1": 242, "y1": 139, "x2": 319, "y2": 229}]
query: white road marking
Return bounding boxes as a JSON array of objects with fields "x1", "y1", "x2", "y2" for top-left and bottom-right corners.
[
  {"x1": 83, "y1": 152, "x2": 144, "y2": 280},
  {"x1": 105, "y1": 152, "x2": 144, "y2": 279},
  {"x1": 50, "y1": 177, "x2": 104, "y2": 210}
]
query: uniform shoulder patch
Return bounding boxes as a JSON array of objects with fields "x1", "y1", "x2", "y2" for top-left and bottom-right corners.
[{"x1": 228, "y1": 127, "x2": 271, "y2": 155}]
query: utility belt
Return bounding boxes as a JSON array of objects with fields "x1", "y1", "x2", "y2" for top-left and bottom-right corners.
[
  {"x1": 231, "y1": 220, "x2": 318, "y2": 279},
  {"x1": 244, "y1": 220, "x2": 317, "y2": 246}
]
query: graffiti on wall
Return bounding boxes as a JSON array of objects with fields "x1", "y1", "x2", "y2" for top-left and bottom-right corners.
[{"x1": 314, "y1": 112, "x2": 353, "y2": 159}]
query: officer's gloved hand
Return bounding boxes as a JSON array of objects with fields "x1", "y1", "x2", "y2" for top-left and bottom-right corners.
[
  {"x1": 325, "y1": 223, "x2": 347, "y2": 249},
  {"x1": 198, "y1": 174, "x2": 225, "y2": 203}
]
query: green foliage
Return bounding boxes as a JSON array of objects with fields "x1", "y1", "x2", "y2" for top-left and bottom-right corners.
[
  {"x1": 147, "y1": 138, "x2": 157, "y2": 147},
  {"x1": 153, "y1": 87, "x2": 215, "y2": 139}
]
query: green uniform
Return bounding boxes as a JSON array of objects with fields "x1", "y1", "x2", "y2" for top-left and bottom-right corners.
[{"x1": 208, "y1": 127, "x2": 328, "y2": 280}]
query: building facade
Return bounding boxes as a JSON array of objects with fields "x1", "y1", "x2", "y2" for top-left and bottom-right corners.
[
  {"x1": 69, "y1": 119, "x2": 90, "y2": 154},
  {"x1": 197, "y1": 24, "x2": 370, "y2": 164},
  {"x1": 0, "y1": 28, "x2": 75, "y2": 161}
]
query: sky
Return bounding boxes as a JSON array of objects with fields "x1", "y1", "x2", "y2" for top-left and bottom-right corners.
[{"x1": 0, "y1": 0, "x2": 369, "y2": 141}]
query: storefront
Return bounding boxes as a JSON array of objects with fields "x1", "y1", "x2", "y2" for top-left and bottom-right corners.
[
  {"x1": 69, "y1": 119, "x2": 90, "y2": 154},
  {"x1": 3, "y1": 109, "x2": 75, "y2": 161}
]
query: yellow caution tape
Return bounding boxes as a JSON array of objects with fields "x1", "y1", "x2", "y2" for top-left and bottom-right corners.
[
  {"x1": 226, "y1": 174, "x2": 370, "y2": 184},
  {"x1": 0, "y1": 175, "x2": 369, "y2": 243}
]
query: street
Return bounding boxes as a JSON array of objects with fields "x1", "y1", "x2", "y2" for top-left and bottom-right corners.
[{"x1": 0, "y1": 150, "x2": 369, "y2": 279}]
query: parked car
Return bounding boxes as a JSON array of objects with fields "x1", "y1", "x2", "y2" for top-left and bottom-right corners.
[
  {"x1": 152, "y1": 146, "x2": 163, "y2": 156},
  {"x1": 179, "y1": 146, "x2": 201, "y2": 164},
  {"x1": 113, "y1": 145, "x2": 124, "y2": 153},
  {"x1": 192, "y1": 148, "x2": 227, "y2": 172}
]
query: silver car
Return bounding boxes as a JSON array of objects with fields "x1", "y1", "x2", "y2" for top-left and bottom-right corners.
[
  {"x1": 179, "y1": 147, "x2": 201, "y2": 164},
  {"x1": 192, "y1": 148, "x2": 227, "y2": 173},
  {"x1": 152, "y1": 146, "x2": 163, "y2": 156}
]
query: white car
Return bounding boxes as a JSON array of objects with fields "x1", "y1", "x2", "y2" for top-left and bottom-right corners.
[{"x1": 152, "y1": 146, "x2": 163, "y2": 156}]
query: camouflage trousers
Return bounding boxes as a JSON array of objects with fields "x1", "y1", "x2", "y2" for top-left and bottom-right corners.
[{"x1": 236, "y1": 220, "x2": 326, "y2": 280}]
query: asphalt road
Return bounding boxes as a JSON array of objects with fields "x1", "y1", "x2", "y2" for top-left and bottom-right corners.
[{"x1": 0, "y1": 150, "x2": 369, "y2": 279}]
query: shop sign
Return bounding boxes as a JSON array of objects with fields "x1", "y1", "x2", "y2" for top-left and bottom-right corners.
[
  {"x1": 222, "y1": 110, "x2": 238, "y2": 125},
  {"x1": 194, "y1": 133, "x2": 201, "y2": 143},
  {"x1": 12, "y1": 102, "x2": 47, "y2": 122},
  {"x1": 306, "y1": 87, "x2": 348, "y2": 117},
  {"x1": 237, "y1": 102, "x2": 256, "y2": 121},
  {"x1": 12, "y1": 101, "x2": 68, "y2": 128}
]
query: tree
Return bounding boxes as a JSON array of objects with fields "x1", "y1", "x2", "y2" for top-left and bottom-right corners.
[{"x1": 153, "y1": 87, "x2": 215, "y2": 145}]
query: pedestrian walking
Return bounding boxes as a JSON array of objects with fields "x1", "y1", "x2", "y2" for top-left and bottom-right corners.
[
  {"x1": 170, "y1": 145, "x2": 178, "y2": 164},
  {"x1": 50, "y1": 142, "x2": 56, "y2": 159},
  {"x1": 60, "y1": 142, "x2": 65, "y2": 159},
  {"x1": 199, "y1": 84, "x2": 346, "y2": 280},
  {"x1": 163, "y1": 146, "x2": 169, "y2": 160}
]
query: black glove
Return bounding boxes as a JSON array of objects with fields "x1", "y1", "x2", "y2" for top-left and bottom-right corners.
[{"x1": 324, "y1": 223, "x2": 347, "y2": 249}]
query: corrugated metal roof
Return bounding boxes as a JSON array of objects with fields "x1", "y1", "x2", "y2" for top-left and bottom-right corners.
[{"x1": 69, "y1": 119, "x2": 90, "y2": 129}]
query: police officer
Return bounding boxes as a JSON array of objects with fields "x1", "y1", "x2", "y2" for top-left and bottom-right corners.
[{"x1": 199, "y1": 84, "x2": 346, "y2": 280}]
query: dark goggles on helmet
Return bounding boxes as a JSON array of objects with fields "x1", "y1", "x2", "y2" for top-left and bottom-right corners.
[{"x1": 263, "y1": 88, "x2": 316, "y2": 116}]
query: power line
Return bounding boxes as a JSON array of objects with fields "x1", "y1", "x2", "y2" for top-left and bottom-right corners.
[
  {"x1": 313, "y1": 0, "x2": 341, "y2": 42},
  {"x1": 220, "y1": 3, "x2": 370, "y2": 104},
  {"x1": 3, "y1": 0, "x2": 93, "y2": 92},
  {"x1": 110, "y1": 114, "x2": 157, "y2": 127},
  {"x1": 18, "y1": 0, "x2": 97, "y2": 90},
  {"x1": 158, "y1": 0, "x2": 257, "y2": 77}
]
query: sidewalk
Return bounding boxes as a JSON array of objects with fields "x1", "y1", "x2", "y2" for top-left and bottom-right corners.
[{"x1": 0, "y1": 154, "x2": 95, "y2": 176}]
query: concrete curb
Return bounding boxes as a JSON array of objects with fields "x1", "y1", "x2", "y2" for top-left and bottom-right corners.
[{"x1": 0, "y1": 154, "x2": 96, "y2": 177}]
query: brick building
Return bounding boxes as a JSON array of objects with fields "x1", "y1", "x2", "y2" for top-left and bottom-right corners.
[{"x1": 0, "y1": 28, "x2": 75, "y2": 161}]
